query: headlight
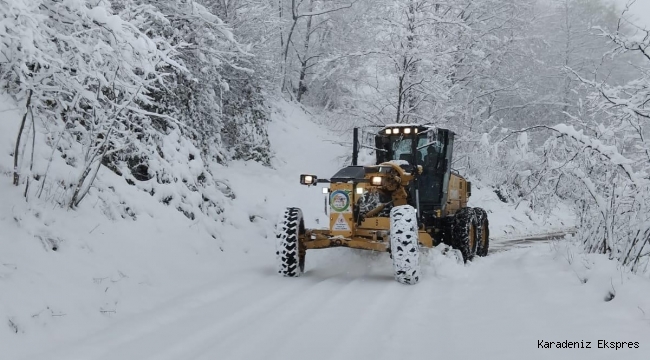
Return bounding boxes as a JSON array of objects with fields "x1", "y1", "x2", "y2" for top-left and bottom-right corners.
[
  {"x1": 371, "y1": 176, "x2": 382, "y2": 186},
  {"x1": 300, "y1": 174, "x2": 317, "y2": 185},
  {"x1": 404, "y1": 128, "x2": 412, "y2": 134},
  {"x1": 385, "y1": 129, "x2": 392, "y2": 135},
  {"x1": 356, "y1": 187, "x2": 364, "y2": 194},
  {"x1": 392, "y1": 128, "x2": 399, "y2": 134}
]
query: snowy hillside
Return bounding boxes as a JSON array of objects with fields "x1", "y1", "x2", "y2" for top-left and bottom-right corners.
[
  {"x1": 2, "y1": 95, "x2": 650, "y2": 360},
  {"x1": 0, "y1": 97, "x2": 342, "y2": 358}
]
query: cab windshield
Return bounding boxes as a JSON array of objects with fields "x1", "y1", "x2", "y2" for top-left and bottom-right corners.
[{"x1": 390, "y1": 136, "x2": 435, "y2": 165}]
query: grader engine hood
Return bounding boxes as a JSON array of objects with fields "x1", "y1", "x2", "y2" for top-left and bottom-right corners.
[{"x1": 305, "y1": 163, "x2": 415, "y2": 237}]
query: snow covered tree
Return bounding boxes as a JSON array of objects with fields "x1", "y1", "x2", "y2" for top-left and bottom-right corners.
[
  {"x1": 486, "y1": 0, "x2": 625, "y2": 131},
  {"x1": 570, "y1": 16, "x2": 650, "y2": 270},
  {"x1": 276, "y1": 0, "x2": 357, "y2": 98},
  {"x1": 453, "y1": 0, "x2": 638, "y2": 213},
  {"x1": 498, "y1": 8, "x2": 650, "y2": 272},
  {"x1": 1, "y1": 0, "x2": 182, "y2": 206},
  {"x1": 124, "y1": 0, "x2": 271, "y2": 164},
  {"x1": 1, "y1": 0, "x2": 270, "y2": 228}
]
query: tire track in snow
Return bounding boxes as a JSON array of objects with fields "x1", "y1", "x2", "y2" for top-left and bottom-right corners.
[
  {"x1": 326, "y1": 281, "x2": 408, "y2": 359},
  {"x1": 255, "y1": 271, "x2": 394, "y2": 360},
  {"x1": 28, "y1": 272, "x2": 265, "y2": 360},
  {"x1": 34, "y1": 271, "x2": 335, "y2": 360},
  {"x1": 388, "y1": 276, "x2": 471, "y2": 358},
  {"x1": 123, "y1": 274, "x2": 347, "y2": 360},
  {"x1": 382, "y1": 284, "x2": 441, "y2": 359},
  {"x1": 194, "y1": 274, "x2": 366, "y2": 360}
]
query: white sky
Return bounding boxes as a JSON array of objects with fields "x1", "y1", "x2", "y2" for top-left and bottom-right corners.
[{"x1": 611, "y1": 0, "x2": 650, "y2": 28}]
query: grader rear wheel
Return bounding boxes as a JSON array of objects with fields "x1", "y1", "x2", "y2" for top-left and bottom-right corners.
[
  {"x1": 475, "y1": 208, "x2": 490, "y2": 257},
  {"x1": 452, "y1": 208, "x2": 478, "y2": 262}
]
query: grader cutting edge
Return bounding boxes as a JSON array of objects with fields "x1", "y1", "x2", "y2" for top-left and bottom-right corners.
[{"x1": 276, "y1": 124, "x2": 489, "y2": 285}]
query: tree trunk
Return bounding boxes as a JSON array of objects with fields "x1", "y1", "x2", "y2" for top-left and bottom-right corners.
[
  {"x1": 405, "y1": 0, "x2": 417, "y2": 121},
  {"x1": 280, "y1": 0, "x2": 300, "y2": 92},
  {"x1": 279, "y1": 0, "x2": 284, "y2": 49},
  {"x1": 13, "y1": 90, "x2": 33, "y2": 186},
  {"x1": 296, "y1": 0, "x2": 315, "y2": 102},
  {"x1": 396, "y1": 74, "x2": 405, "y2": 123},
  {"x1": 561, "y1": 0, "x2": 572, "y2": 116},
  {"x1": 281, "y1": 18, "x2": 299, "y2": 92}
]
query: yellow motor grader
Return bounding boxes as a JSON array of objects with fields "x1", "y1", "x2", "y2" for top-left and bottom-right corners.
[{"x1": 276, "y1": 124, "x2": 489, "y2": 284}]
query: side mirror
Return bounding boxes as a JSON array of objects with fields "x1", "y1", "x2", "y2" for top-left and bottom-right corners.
[
  {"x1": 426, "y1": 127, "x2": 436, "y2": 142},
  {"x1": 375, "y1": 136, "x2": 388, "y2": 163},
  {"x1": 467, "y1": 181, "x2": 472, "y2": 197}
]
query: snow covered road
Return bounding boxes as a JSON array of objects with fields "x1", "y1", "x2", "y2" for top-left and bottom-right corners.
[
  {"x1": 26, "y1": 243, "x2": 650, "y2": 360},
  {"x1": 490, "y1": 229, "x2": 577, "y2": 253}
]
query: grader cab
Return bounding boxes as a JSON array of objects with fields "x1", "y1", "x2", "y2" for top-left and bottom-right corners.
[{"x1": 276, "y1": 124, "x2": 489, "y2": 285}]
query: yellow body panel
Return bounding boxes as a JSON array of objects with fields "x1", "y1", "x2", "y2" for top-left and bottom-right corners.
[
  {"x1": 328, "y1": 183, "x2": 356, "y2": 238},
  {"x1": 445, "y1": 173, "x2": 469, "y2": 216},
  {"x1": 418, "y1": 231, "x2": 434, "y2": 247},
  {"x1": 304, "y1": 235, "x2": 389, "y2": 252},
  {"x1": 303, "y1": 228, "x2": 435, "y2": 252},
  {"x1": 360, "y1": 217, "x2": 391, "y2": 229}
]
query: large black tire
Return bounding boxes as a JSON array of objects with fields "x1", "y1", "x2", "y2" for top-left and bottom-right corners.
[
  {"x1": 475, "y1": 207, "x2": 490, "y2": 257},
  {"x1": 390, "y1": 205, "x2": 420, "y2": 285},
  {"x1": 276, "y1": 208, "x2": 306, "y2": 277},
  {"x1": 452, "y1": 207, "x2": 478, "y2": 262}
]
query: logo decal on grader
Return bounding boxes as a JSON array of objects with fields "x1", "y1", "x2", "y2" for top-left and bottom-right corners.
[{"x1": 330, "y1": 190, "x2": 350, "y2": 213}]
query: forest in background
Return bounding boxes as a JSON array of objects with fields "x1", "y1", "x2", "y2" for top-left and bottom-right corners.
[{"x1": 1, "y1": 0, "x2": 649, "y2": 273}]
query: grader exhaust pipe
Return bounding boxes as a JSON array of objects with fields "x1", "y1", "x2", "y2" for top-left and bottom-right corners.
[{"x1": 352, "y1": 128, "x2": 359, "y2": 166}]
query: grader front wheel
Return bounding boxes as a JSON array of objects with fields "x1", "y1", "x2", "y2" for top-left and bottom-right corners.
[
  {"x1": 276, "y1": 207, "x2": 306, "y2": 277},
  {"x1": 390, "y1": 205, "x2": 421, "y2": 285}
]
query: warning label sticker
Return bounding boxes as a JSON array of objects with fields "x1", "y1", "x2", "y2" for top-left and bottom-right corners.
[{"x1": 333, "y1": 213, "x2": 351, "y2": 231}]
